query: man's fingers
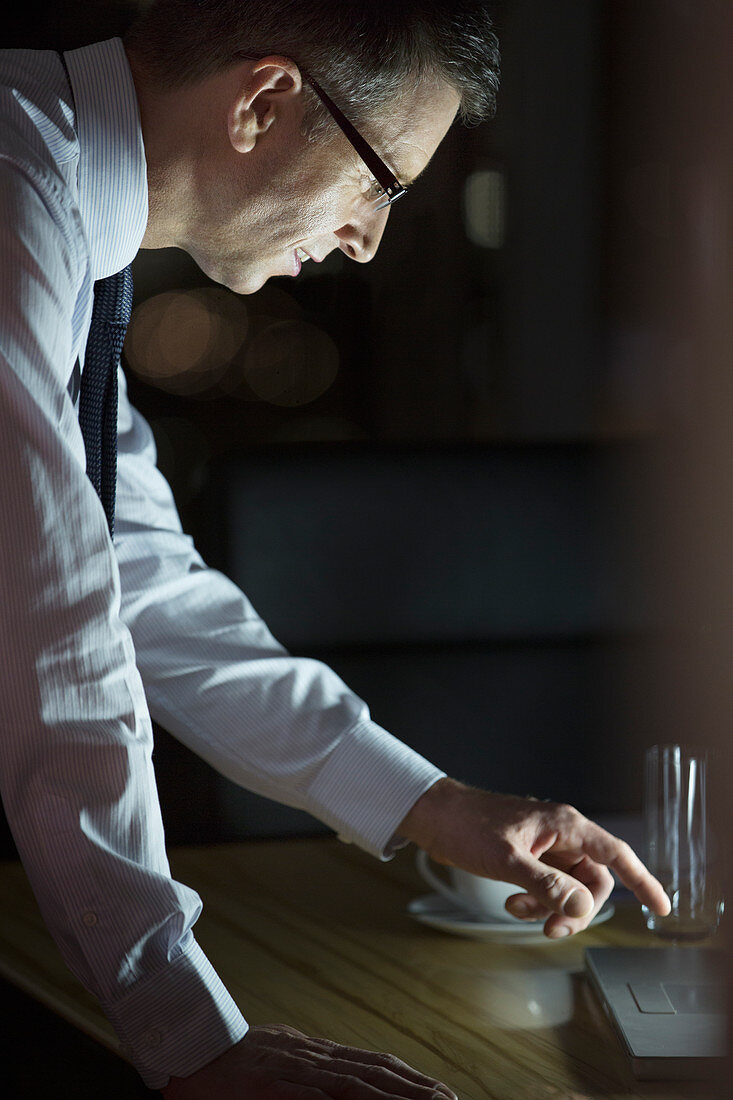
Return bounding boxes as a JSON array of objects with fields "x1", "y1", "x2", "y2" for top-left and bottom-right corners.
[
  {"x1": 279, "y1": 1087, "x2": 331, "y2": 1099},
  {"x1": 505, "y1": 852, "x2": 595, "y2": 921},
  {"x1": 580, "y1": 825, "x2": 671, "y2": 915},
  {"x1": 538, "y1": 853, "x2": 615, "y2": 937},
  {"x1": 311, "y1": 1049, "x2": 456, "y2": 1098},
  {"x1": 505, "y1": 893, "x2": 551, "y2": 920},
  {"x1": 305, "y1": 1064, "x2": 455, "y2": 1098},
  {"x1": 503, "y1": 817, "x2": 671, "y2": 939}
]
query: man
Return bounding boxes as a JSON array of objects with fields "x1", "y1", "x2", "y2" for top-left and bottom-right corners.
[{"x1": 0, "y1": 1, "x2": 670, "y2": 1096}]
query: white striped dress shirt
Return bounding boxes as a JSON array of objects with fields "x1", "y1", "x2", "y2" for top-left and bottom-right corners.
[{"x1": 0, "y1": 38, "x2": 445, "y2": 1089}]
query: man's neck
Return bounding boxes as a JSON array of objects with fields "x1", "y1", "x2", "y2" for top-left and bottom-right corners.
[{"x1": 124, "y1": 43, "x2": 193, "y2": 250}]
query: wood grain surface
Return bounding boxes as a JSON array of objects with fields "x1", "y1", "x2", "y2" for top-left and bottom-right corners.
[{"x1": 0, "y1": 837, "x2": 724, "y2": 1099}]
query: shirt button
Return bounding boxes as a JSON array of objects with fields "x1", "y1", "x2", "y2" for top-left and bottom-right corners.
[
  {"x1": 82, "y1": 911, "x2": 98, "y2": 927},
  {"x1": 144, "y1": 1028, "x2": 162, "y2": 1049}
]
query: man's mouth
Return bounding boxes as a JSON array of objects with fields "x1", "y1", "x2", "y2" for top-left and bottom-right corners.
[{"x1": 291, "y1": 246, "x2": 315, "y2": 277}]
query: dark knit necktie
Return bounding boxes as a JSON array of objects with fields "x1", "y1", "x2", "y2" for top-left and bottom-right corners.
[{"x1": 77, "y1": 266, "x2": 133, "y2": 538}]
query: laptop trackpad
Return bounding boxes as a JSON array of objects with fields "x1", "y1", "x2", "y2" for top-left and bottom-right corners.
[
  {"x1": 663, "y1": 982, "x2": 726, "y2": 1014},
  {"x1": 629, "y1": 980, "x2": 724, "y2": 1014},
  {"x1": 629, "y1": 982, "x2": 676, "y2": 1013}
]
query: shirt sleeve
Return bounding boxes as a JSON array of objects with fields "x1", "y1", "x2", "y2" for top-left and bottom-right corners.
[
  {"x1": 114, "y1": 385, "x2": 446, "y2": 860},
  {"x1": 0, "y1": 157, "x2": 247, "y2": 1088}
]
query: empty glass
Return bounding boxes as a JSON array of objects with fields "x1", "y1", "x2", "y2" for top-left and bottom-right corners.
[{"x1": 643, "y1": 744, "x2": 724, "y2": 941}]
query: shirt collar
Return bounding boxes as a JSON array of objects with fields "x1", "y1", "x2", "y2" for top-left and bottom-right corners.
[{"x1": 64, "y1": 38, "x2": 148, "y2": 280}]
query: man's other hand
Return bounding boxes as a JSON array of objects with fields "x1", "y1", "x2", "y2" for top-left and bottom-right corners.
[
  {"x1": 162, "y1": 1024, "x2": 457, "y2": 1098},
  {"x1": 399, "y1": 778, "x2": 671, "y2": 939}
]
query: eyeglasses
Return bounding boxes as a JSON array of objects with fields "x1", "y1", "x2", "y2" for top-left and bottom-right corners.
[
  {"x1": 237, "y1": 55, "x2": 408, "y2": 211},
  {"x1": 303, "y1": 72, "x2": 407, "y2": 210}
]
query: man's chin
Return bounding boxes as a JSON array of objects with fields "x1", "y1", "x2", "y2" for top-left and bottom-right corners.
[
  {"x1": 227, "y1": 274, "x2": 270, "y2": 295},
  {"x1": 187, "y1": 251, "x2": 269, "y2": 295},
  {"x1": 205, "y1": 271, "x2": 268, "y2": 296}
]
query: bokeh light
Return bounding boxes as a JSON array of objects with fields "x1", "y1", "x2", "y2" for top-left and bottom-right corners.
[
  {"x1": 126, "y1": 283, "x2": 340, "y2": 409},
  {"x1": 464, "y1": 168, "x2": 506, "y2": 249},
  {"x1": 125, "y1": 287, "x2": 249, "y2": 395},
  {"x1": 242, "y1": 320, "x2": 340, "y2": 407}
]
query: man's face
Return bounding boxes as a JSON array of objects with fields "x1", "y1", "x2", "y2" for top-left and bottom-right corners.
[{"x1": 181, "y1": 76, "x2": 460, "y2": 294}]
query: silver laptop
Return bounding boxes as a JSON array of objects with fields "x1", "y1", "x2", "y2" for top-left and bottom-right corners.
[{"x1": 585, "y1": 947, "x2": 727, "y2": 1079}]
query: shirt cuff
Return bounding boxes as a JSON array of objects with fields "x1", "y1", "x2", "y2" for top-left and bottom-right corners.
[
  {"x1": 101, "y1": 935, "x2": 248, "y2": 1090},
  {"x1": 304, "y1": 719, "x2": 446, "y2": 859}
]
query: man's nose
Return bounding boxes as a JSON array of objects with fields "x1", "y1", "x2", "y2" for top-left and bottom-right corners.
[{"x1": 334, "y1": 203, "x2": 390, "y2": 263}]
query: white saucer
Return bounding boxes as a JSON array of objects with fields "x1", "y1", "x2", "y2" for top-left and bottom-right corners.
[{"x1": 407, "y1": 894, "x2": 615, "y2": 944}]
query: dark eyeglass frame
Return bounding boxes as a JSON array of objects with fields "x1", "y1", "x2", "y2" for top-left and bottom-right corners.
[{"x1": 237, "y1": 54, "x2": 408, "y2": 210}]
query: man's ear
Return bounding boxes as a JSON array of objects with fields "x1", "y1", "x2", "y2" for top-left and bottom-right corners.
[{"x1": 227, "y1": 55, "x2": 303, "y2": 154}]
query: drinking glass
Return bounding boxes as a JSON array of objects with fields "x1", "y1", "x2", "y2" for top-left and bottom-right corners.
[{"x1": 643, "y1": 744, "x2": 724, "y2": 941}]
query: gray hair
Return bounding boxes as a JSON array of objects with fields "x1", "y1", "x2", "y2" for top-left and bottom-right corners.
[{"x1": 124, "y1": 0, "x2": 500, "y2": 137}]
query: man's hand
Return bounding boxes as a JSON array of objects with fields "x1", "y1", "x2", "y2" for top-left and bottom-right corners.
[
  {"x1": 399, "y1": 778, "x2": 671, "y2": 939},
  {"x1": 161, "y1": 1024, "x2": 457, "y2": 1099}
]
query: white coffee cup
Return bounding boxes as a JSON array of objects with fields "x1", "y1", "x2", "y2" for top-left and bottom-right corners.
[{"x1": 416, "y1": 849, "x2": 530, "y2": 923}]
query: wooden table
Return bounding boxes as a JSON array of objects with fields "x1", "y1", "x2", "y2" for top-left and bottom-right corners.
[{"x1": 0, "y1": 837, "x2": 725, "y2": 1099}]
